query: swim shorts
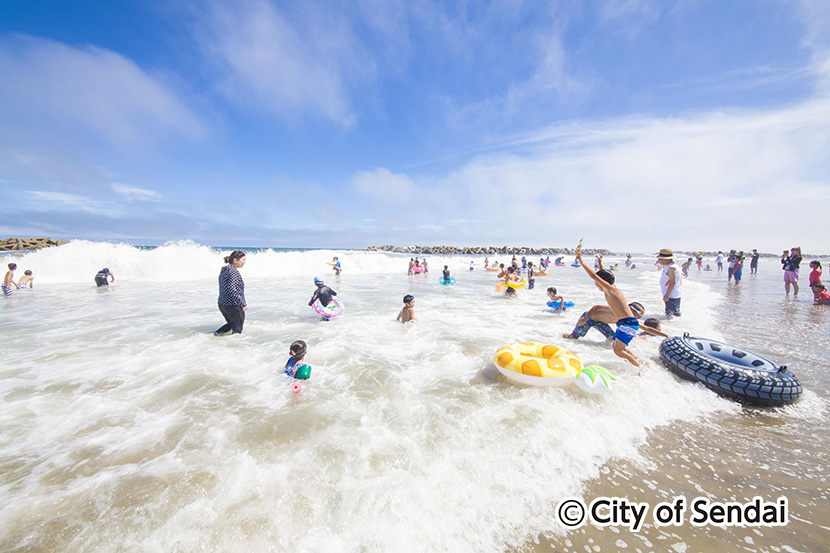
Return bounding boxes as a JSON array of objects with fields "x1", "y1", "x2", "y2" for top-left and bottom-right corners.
[
  {"x1": 568, "y1": 312, "x2": 615, "y2": 340},
  {"x1": 1, "y1": 283, "x2": 11, "y2": 296},
  {"x1": 614, "y1": 317, "x2": 640, "y2": 346}
]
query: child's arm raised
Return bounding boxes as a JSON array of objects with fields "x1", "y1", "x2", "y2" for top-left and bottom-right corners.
[{"x1": 577, "y1": 251, "x2": 612, "y2": 292}]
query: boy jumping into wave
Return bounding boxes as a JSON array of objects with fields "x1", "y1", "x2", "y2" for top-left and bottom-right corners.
[{"x1": 570, "y1": 242, "x2": 650, "y2": 367}]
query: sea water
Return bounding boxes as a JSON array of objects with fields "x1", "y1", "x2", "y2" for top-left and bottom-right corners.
[{"x1": 0, "y1": 242, "x2": 827, "y2": 552}]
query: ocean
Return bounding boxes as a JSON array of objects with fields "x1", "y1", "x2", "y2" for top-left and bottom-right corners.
[{"x1": 1, "y1": 241, "x2": 828, "y2": 552}]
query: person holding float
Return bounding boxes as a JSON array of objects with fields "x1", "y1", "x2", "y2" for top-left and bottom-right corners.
[
  {"x1": 284, "y1": 340, "x2": 311, "y2": 380},
  {"x1": 214, "y1": 251, "x2": 247, "y2": 336},
  {"x1": 439, "y1": 265, "x2": 456, "y2": 285},
  {"x1": 309, "y1": 276, "x2": 342, "y2": 320}
]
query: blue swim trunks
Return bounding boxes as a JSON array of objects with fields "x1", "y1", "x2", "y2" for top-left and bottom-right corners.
[{"x1": 614, "y1": 317, "x2": 639, "y2": 346}]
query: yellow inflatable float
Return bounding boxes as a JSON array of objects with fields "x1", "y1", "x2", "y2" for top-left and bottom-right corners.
[
  {"x1": 493, "y1": 342, "x2": 583, "y2": 386},
  {"x1": 493, "y1": 343, "x2": 617, "y2": 393}
]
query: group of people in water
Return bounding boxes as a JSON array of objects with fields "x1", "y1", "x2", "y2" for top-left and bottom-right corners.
[
  {"x1": 7, "y1": 244, "x2": 826, "y2": 380},
  {"x1": 2, "y1": 263, "x2": 34, "y2": 295},
  {"x1": 212, "y1": 251, "x2": 343, "y2": 382}
]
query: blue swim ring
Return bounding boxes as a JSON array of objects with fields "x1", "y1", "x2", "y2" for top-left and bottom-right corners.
[
  {"x1": 547, "y1": 300, "x2": 575, "y2": 309},
  {"x1": 439, "y1": 277, "x2": 456, "y2": 285}
]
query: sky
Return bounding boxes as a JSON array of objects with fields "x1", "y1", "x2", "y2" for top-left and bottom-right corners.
[{"x1": 1, "y1": 0, "x2": 829, "y2": 253}]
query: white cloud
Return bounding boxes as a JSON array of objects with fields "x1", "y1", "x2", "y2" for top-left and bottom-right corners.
[
  {"x1": 27, "y1": 191, "x2": 89, "y2": 206},
  {"x1": 797, "y1": 0, "x2": 830, "y2": 91},
  {"x1": 111, "y1": 183, "x2": 160, "y2": 201},
  {"x1": 351, "y1": 98, "x2": 830, "y2": 253},
  {"x1": 352, "y1": 168, "x2": 418, "y2": 205},
  {"x1": 0, "y1": 35, "x2": 206, "y2": 147},
  {"x1": 196, "y1": 0, "x2": 371, "y2": 126}
]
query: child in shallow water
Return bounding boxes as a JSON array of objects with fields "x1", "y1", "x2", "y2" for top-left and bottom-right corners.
[
  {"x1": 809, "y1": 261, "x2": 823, "y2": 301},
  {"x1": 17, "y1": 270, "x2": 33, "y2": 289},
  {"x1": 397, "y1": 295, "x2": 416, "y2": 322},
  {"x1": 284, "y1": 340, "x2": 311, "y2": 380},
  {"x1": 638, "y1": 318, "x2": 669, "y2": 338},
  {"x1": 814, "y1": 284, "x2": 830, "y2": 305},
  {"x1": 3, "y1": 263, "x2": 19, "y2": 296}
]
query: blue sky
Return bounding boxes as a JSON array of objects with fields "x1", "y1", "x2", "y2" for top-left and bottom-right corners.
[{"x1": 1, "y1": 0, "x2": 829, "y2": 253}]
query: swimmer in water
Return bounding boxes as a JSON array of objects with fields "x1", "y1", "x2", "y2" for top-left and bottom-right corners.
[
  {"x1": 284, "y1": 340, "x2": 311, "y2": 380},
  {"x1": 95, "y1": 267, "x2": 115, "y2": 287},
  {"x1": 397, "y1": 294, "x2": 416, "y2": 322}
]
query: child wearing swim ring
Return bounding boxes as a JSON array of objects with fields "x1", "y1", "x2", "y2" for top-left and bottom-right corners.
[
  {"x1": 547, "y1": 287, "x2": 566, "y2": 311},
  {"x1": 284, "y1": 340, "x2": 311, "y2": 379}
]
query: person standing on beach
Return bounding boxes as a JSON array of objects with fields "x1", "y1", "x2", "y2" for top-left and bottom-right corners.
[
  {"x1": 750, "y1": 249, "x2": 760, "y2": 275},
  {"x1": 781, "y1": 247, "x2": 802, "y2": 295},
  {"x1": 94, "y1": 267, "x2": 114, "y2": 287},
  {"x1": 727, "y1": 250, "x2": 737, "y2": 282},
  {"x1": 656, "y1": 249, "x2": 682, "y2": 317},
  {"x1": 3, "y1": 263, "x2": 19, "y2": 296},
  {"x1": 716, "y1": 251, "x2": 724, "y2": 272},
  {"x1": 214, "y1": 251, "x2": 247, "y2": 336}
]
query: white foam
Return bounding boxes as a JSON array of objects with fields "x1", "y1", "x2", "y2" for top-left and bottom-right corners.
[{"x1": 0, "y1": 244, "x2": 740, "y2": 552}]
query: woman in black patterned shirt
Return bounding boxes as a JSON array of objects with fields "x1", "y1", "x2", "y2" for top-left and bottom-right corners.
[{"x1": 214, "y1": 250, "x2": 247, "y2": 335}]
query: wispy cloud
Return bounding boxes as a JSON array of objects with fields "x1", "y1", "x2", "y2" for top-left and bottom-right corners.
[
  {"x1": 349, "y1": 97, "x2": 830, "y2": 252},
  {"x1": 25, "y1": 190, "x2": 124, "y2": 216},
  {"x1": 194, "y1": 0, "x2": 372, "y2": 127},
  {"x1": 0, "y1": 35, "x2": 206, "y2": 147},
  {"x1": 111, "y1": 183, "x2": 161, "y2": 201}
]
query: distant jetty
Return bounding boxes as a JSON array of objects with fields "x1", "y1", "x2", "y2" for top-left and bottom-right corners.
[
  {"x1": 363, "y1": 245, "x2": 610, "y2": 256},
  {"x1": 0, "y1": 237, "x2": 67, "y2": 251}
]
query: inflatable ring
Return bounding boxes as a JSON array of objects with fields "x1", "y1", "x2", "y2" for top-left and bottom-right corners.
[
  {"x1": 493, "y1": 343, "x2": 583, "y2": 386},
  {"x1": 547, "y1": 300, "x2": 575, "y2": 309},
  {"x1": 502, "y1": 279, "x2": 526, "y2": 289},
  {"x1": 573, "y1": 365, "x2": 616, "y2": 394},
  {"x1": 311, "y1": 297, "x2": 344, "y2": 320},
  {"x1": 439, "y1": 277, "x2": 456, "y2": 285},
  {"x1": 659, "y1": 334, "x2": 802, "y2": 406},
  {"x1": 413, "y1": 266, "x2": 423, "y2": 274}
]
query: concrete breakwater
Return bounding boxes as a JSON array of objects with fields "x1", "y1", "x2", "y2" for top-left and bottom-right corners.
[
  {"x1": 0, "y1": 237, "x2": 67, "y2": 251},
  {"x1": 363, "y1": 245, "x2": 610, "y2": 256}
]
